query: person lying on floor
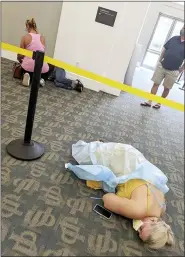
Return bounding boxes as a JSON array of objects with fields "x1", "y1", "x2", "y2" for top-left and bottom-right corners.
[
  {"x1": 48, "y1": 66, "x2": 84, "y2": 92},
  {"x1": 66, "y1": 140, "x2": 175, "y2": 250},
  {"x1": 17, "y1": 18, "x2": 50, "y2": 87},
  {"x1": 104, "y1": 182, "x2": 174, "y2": 250},
  {"x1": 87, "y1": 178, "x2": 174, "y2": 250}
]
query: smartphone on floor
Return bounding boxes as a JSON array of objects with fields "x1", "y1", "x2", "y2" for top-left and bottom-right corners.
[{"x1": 93, "y1": 204, "x2": 112, "y2": 219}]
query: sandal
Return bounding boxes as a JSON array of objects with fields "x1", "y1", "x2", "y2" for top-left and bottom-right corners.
[
  {"x1": 140, "y1": 102, "x2": 151, "y2": 107},
  {"x1": 152, "y1": 104, "x2": 161, "y2": 109}
]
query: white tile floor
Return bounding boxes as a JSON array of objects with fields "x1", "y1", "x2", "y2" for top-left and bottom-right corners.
[{"x1": 132, "y1": 67, "x2": 184, "y2": 105}]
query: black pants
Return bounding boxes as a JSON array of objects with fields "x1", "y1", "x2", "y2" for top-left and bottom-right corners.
[{"x1": 21, "y1": 67, "x2": 50, "y2": 83}]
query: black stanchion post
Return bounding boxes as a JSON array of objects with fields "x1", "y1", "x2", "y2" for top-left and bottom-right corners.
[
  {"x1": 6, "y1": 51, "x2": 45, "y2": 161},
  {"x1": 24, "y1": 51, "x2": 44, "y2": 143}
]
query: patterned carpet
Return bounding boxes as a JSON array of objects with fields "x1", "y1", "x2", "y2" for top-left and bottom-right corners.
[{"x1": 1, "y1": 58, "x2": 184, "y2": 256}]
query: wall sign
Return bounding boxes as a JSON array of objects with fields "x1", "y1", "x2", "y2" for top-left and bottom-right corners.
[{"x1": 95, "y1": 7, "x2": 117, "y2": 27}]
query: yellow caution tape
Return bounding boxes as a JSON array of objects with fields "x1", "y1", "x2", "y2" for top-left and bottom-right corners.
[
  {"x1": 1, "y1": 42, "x2": 184, "y2": 112},
  {"x1": 2, "y1": 42, "x2": 33, "y2": 58}
]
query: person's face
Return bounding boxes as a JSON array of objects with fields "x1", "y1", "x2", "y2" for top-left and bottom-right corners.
[{"x1": 138, "y1": 217, "x2": 158, "y2": 241}]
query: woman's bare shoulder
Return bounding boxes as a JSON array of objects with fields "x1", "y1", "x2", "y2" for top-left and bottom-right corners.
[
  {"x1": 23, "y1": 34, "x2": 32, "y2": 46},
  {"x1": 21, "y1": 33, "x2": 32, "y2": 42},
  {"x1": 40, "y1": 35, "x2": 46, "y2": 46},
  {"x1": 22, "y1": 33, "x2": 31, "y2": 39}
]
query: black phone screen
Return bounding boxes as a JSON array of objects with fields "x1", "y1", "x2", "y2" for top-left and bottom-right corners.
[{"x1": 94, "y1": 204, "x2": 112, "y2": 218}]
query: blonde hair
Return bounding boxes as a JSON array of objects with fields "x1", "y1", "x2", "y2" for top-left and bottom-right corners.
[
  {"x1": 144, "y1": 220, "x2": 175, "y2": 250},
  {"x1": 26, "y1": 18, "x2": 38, "y2": 33}
]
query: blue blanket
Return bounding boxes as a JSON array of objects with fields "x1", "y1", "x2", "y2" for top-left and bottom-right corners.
[{"x1": 65, "y1": 141, "x2": 169, "y2": 194}]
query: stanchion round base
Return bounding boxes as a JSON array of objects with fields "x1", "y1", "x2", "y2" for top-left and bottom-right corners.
[{"x1": 6, "y1": 139, "x2": 44, "y2": 161}]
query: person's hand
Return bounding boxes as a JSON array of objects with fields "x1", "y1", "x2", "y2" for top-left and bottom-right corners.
[
  {"x1": 155, "y1": 61, "x2": 161, "y2": 69},
  {"x1": 17, "y1": 54, "x2": 24, "y2": 63}
]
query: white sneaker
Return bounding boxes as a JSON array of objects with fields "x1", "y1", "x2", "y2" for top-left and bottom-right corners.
[
  {"x1": 22, "y1": 73, "x2": 30, "y2": 87},
  {"x1": 40, "y1": 78, "x2": 45, "y2": 87}
]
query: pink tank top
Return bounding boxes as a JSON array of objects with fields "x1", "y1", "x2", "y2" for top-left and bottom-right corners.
[{"x1": 21, "y1": 33, "x2": 49, "y2": 73}]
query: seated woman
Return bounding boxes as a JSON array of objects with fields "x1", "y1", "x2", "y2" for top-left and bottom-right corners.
[
  {"x1": 18, "y1": 18, "x2": 49, "y2": 87},
  {"x1": 100, "y1": 180, "x2": 174, "y2": 250}
]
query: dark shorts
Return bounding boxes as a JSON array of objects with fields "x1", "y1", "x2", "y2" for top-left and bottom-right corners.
[{"x1": 21, "y1": 67, "x2": 51, "y2": 83}]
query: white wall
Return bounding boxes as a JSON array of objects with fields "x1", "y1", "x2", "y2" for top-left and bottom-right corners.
[
  {"x1": 1, "y1": 50, "x2": 17, "y2": 62},
  {"x1": 54, "y1": 1, "x2": 150, "y2": 95},
  {"x1": 2, "y1": 2, "x2": 63, "y2": 57}
]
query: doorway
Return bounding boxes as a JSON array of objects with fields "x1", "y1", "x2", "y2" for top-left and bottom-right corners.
[{"x1": 142, "y1": 13, "x2": 184, "y2": 70}]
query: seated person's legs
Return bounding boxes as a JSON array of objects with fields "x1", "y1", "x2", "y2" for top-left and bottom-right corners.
[
  {"x1": 41, "y1": 72, "x2": 49, "y2": 81},
  {"x1": 21, "y1": 68, "x2": 49, "y2": 87},
  {"x1": 21, "y1": 67, "x2": 33, "y2": 87}
]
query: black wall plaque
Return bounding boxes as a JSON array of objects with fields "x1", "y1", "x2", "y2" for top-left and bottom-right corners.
[{"x1": 95, "y1": 7, "x2": 117, "y2": 27}]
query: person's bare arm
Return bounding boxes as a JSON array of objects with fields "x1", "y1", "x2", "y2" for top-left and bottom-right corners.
[
  {"x1": 17, "y1": 36, "x2": 25, "y2": 63},
  {"x1": 40, "y1": 35, "x2": 46, "y2": 47},
  {"x1": 158, "y1": 48, "x2": 165, "y2": 63},
  {"x1": 103, "y1": 193, "x2": 146, "y2": 220},
  {"x1": 20, "y1": 36, "x2": 26, "y2": 49},
  {"x1": 160, "y1": 37, "x2": 172, "y2": 63}
]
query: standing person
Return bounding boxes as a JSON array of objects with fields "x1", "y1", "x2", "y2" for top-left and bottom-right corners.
[
  {"x1": 141, "y1": 26, "x2": 185, "y2": 109},
  {"x1": 18, "y1": 18, "x2": 49, "y2": 87}
]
